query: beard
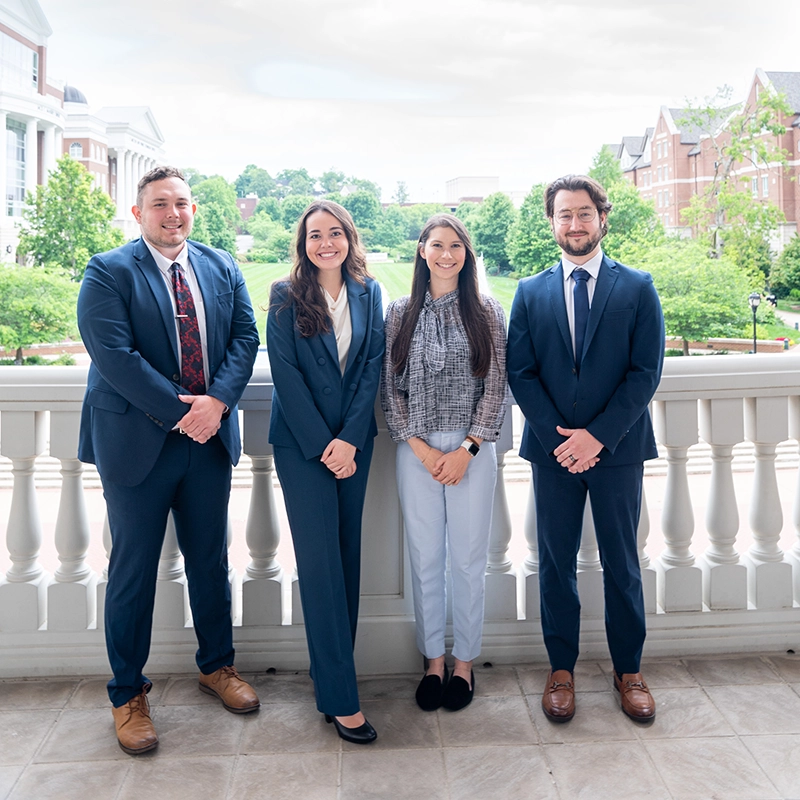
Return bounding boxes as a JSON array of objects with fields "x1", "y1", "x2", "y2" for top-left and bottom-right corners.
[{"x1": 554, "y1": 228, "x2": 603, "y2": 259}]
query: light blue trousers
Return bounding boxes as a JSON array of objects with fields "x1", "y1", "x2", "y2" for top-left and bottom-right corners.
[{"x1": 397, "y1": 429, "x2": 497, "y2": 662}]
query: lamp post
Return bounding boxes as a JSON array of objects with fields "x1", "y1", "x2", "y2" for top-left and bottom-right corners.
[{"x1": 749, "y1": 292, "x2": 761, "y2": 354}]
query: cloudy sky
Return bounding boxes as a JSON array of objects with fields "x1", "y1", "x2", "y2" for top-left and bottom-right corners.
[{"x1": 40, "y1": 0, "x2": 799, "y2": 202}]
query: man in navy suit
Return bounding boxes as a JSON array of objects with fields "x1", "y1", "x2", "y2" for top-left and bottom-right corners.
[
  {"x1": 78, "y1": 166, "x2": 261, "y2": 754},
  {"x1": 507, "y1": 174, "x2": 664, "y2": 723}
]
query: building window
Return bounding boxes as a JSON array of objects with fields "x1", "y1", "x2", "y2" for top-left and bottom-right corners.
[
  {"x1": 31, "y1": 51, "x2": 38, "y2": 87},
  {"x1": 762, "y1": 175, "x2": 769, "y2": 197},
  {"x1": 6, "y1": 119, "x2": 26, "y2": 217},
  {"x1": 751, "y1": 178, "x2": 758, "y2": 198},
  {"x1": 69, "y1": 142, "x2": 83, "y2": 159}
]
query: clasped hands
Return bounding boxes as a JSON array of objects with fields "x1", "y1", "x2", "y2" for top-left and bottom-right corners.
[
  {"x1": 177, "y1": 394, "x2": 225, "y2": 443},
  {"x1": 410, "y1": 437, "x2": 471, "y2": 486},
  {"x1": 322, "y1": 438, "x2": 357, "y2": 479},
  {"x1": 553, "y1": 426, "x2": 602, "y2": 473}
]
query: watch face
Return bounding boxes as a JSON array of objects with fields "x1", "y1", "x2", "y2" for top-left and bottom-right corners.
[{"x1": 468, "y1": 442, "x2": 480, "y2": 457}]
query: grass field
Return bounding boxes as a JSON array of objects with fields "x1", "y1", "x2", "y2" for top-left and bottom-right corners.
[{"x1": 239, "y1": 260, "x2": 521, "y2": 341}]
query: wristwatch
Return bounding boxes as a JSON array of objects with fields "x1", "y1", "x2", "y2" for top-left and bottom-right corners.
[{"x1": 460, "y1": 439, "x2": 480, "y2": 457}]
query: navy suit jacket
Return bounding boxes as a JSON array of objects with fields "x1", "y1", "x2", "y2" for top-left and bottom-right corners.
[
  {"x1": 507, "y1": 254, "x2": 664, "y2": 468},
  {"x1": 267, "y1": 275, "x2": 385, "y2": 460},
  {"x1": 77, "y1": 237, "x2": 259, "y2": 486}
]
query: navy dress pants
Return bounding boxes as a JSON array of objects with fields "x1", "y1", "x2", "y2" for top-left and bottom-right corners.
[
  {"x1": 102, "y1": 433, "x2": 235, "y2": 707},
  {"x1": 532, "y1": 462, "x2": 646, "y2": 675},
  {"x1": 274, "y1": 437, "x2": 374, "y2": 717}
]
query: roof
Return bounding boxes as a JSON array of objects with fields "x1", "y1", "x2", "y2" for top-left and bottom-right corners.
[
  {"x1": 765, "y1": 71, "x2": 800, "y2": 114},
  {"x1": 63, "y1": 85, "x2": 88, "y2": 104},
  {"x1": 667, "y1": 106, "x2": 738, "y2": 144}
]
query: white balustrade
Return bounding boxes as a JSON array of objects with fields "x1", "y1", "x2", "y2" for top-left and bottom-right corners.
[{"x1": 153, "y1": 514, "x2": 190, "y2": 629}]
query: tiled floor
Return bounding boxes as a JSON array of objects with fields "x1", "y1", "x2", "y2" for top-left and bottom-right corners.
[{"x1": 2, "y1": 653, "x2": 800, "y2": 799}]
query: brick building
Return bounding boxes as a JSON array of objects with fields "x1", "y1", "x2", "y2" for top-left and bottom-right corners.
[{"x1": 609, "y1": 69, "x2": 800, "y2": 248}]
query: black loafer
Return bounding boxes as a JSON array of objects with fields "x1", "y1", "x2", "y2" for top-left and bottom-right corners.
[
  {"x1": 442, "y1": 670, "x2": 474, "y2": 711},
  {"x1": 415, "y1": 664, "x2": 449, "y2": 711},
  {"x1": 324, "y1": 714, "x2": 377, "y2": 744}
]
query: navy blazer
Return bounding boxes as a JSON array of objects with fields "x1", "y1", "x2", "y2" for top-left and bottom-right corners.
[
  {"x1": 507, "y1": 254, "x2": 664, "y2": 467},
  {"x1": 77, "y1": 237, "x2": 260, "y2": 486},
  {"x1": 267, "y1": 275, "x2": 385, "y2": 460}
]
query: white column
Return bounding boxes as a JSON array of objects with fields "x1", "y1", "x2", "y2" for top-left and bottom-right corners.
[
  {"x1": 577, "y1": 498, "x2": 604, "y2": 617},
  {"x1": 653, "y1": 399, "x2": 703, "y2": 612},
  {"x1": 743, "y1": 396, "x2": 793, "y2": 608},
  {"x1": 0, "y1": 111, "x2": 8, "y2": 220},
  {"x1": 42, "y1": 125, "x2": 56, "y2": 180},
  {"x1": 638, "y1": 489, "x2": 657, "y2": 614},
  {"x1": 96, "y1": 513, "x2": 112, "y2": 630},
  {"x1": 115, "y1": 147, "x2": 127, "y2": 219},
  {"x1": 124, "y1": 150, "x2": 133, "y2": 218},
  {"x1": 47, "y1": 411, "x2": 98, "y2": 631},
  {"x1": 787, "y1": 396, "x2": 800, "y2": 601},
  {"x1": 698, "y1": 398, "x2": 747, "y2": 609},
  {"x1": 522, "y1": 479, "x2": 540, "y2": 619},
  {"x1": 0, "y1": 411, "x2": 51, "y2": 631},
  {"x1": 153, "y1": 514, "x2": 190, "y2": 628},
  {"x1": 484, "y1": 449, "x2": 517, "y2": 621},
  {"x1": 24, "y1": 119, "x2": 38, "y2": 197}
]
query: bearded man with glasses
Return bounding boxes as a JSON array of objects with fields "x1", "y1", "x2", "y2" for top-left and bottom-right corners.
[{"x1": 508, "y1": 174, "x2": 664, "y2": 724}]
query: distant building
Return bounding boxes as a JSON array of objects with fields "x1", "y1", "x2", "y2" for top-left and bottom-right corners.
[
  {"x1": 608, "y1": 69, "x2": 800, "y2": 247},
  {"x1": 445, "y1": 176, "x2": 500, "y2": 206}
]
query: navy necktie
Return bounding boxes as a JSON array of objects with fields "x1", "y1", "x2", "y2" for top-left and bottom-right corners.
[
  {"x1": 573, "y1": 268, "x2": 590, "y2": 371},
  {"x1": 171, "y1": 264, "x2": 206, "y2": 395}
]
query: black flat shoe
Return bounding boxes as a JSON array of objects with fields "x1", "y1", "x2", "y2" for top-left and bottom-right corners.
[
  {"x1": 324, "y1": 714, "x2": 378, "y2": 744},
  {"x1": 442, "y1": 670, "x2": 474, "y2": 711},
  {"x1": 415, "y1": 664, "x2": 449, "y2": 711}
]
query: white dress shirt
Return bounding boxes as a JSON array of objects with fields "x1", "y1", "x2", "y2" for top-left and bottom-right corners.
[
  {"x1": 562, "y1": 250, "x2": 603, "y2": 357},
  {"x1": 324, "y1": 285, "x2": 352, "y2": 375}
]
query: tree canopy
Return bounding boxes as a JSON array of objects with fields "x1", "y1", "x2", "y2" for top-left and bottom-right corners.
[{"x1": 471, "y1": 192, "x2": 518, "y2": 273}]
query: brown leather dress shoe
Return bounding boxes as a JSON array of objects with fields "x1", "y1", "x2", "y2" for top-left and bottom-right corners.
[
  {"x1": 111, "y1": 686, "x2": 158, "y2": 755},
  {"x1": 614, "y1": 672, "x2": 656, "y2": 722},
  {"x1": 199, "y1": 665, "x2": 260, "y2": 713},
  {"x1": 542, "y1": 669, "x2": 575, "y2": 722}
]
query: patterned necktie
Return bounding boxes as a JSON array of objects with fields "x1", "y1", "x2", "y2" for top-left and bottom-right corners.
[
  {"x1": 573, "y1": 268, "x2": 590, "y2": 371},
  {"x1": 171, "y1": 264, "x2": 206, "y2": 395}
]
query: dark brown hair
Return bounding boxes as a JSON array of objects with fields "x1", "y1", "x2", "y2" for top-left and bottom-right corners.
[
  {"x1": 136, "y1": 165, "x2": 187, "y2": 207},
  {"x1": 283, "y1": 200, "x2": 371, "y2": 338},
  {"x1": 391, "y1": 213, "x2": 493, "y2": 379},
  {"x1": 544, "y1": 174, "x2": 613, "y2": 236}
]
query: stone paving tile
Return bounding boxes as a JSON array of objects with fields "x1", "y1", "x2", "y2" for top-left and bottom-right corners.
[
  {"x1": 251, "y1": 671, "x2": 316, "y2": 704},
  {"x1": 0, "y1": 679, "x2": 78, "y2": 709},
  {"x1": 358, "y1": 698, "x2": 441, "y2": 751},
  {"x1": 0, "y1": 711, "x2": 59, "y2": 766},
  {"x1": 438, "y1": 696, "x2": 537, "y2": 748},
  {"x1": 517, "y1": 660, "x2": 611, "y2": 695},
  {"x1": 740, "y1": 734, "x2": 800, "y2": 799},
  {"x1": 239, "y1": 701, "x2": 339, "y2": 754},
  {"x1": 645, "y1": 737, "x2": 782, "y2": 799},
  {"x1": 147, "y1": 704, "x2": 246, "y2": 758},
  {"x1": 160, "y1": 676, "x2": 225, "y2": 707},
  {"x1": 341, "y1": 749, "x2": 448, "y2": 800},
  {"x1": 229, "y1": 753, "x2": 339, "y2": 800},
  {"x1": 119, "y1": 755, "x2": 235, "y2": 800},
  {"x1": 684, "y1": 655, "x2": 782, "y2": 686},
  {"x1": 0, "y1": 766, "x2": 23, "y2": 799},
  {"x1": 65, "y1": 677, "x2": 166, "y2": 709},
  {"x1": 637, "y1": 659, "x2": 699, "y2": 688},
  {"x1": 527, "y1": 691, "x2": 638, "y2": 744},
  {"x1": 544, "y1": 741, "x2": 671, "y2": 799},
  {"x1": 766, "y1": 653, "x2": 800, "y2": 682},
  {"x1": 355, "y1": 674, "x2": 419, "y2": 703},
  {"x1": 472, "y1": 665, "x2": 524, "y2": 697},
  {"x1": 444, "y1": 745, "x2": 559, "y2": 800},
  {"x1": 8, "y1": 761, "x2": 127, "y2": 800},
  {"x1": 34, "y1": 708, "x2": 130, "y2": 763},
  {"x1": 705, "y1": 683, "x2": 800, "y2": 735},
  {"x1": 634, "y1": 687, "x2": 735, "y2": 739}
]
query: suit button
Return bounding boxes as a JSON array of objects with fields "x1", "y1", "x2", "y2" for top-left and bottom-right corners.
[
  {"x1": 349, "y1": 383, "x2": 357, "y2": 391},
  {"x1": 318, "y1": 358, "x2": 326, "y2": 365},
  {"x1": 573, "y1": 402, "x2": 577, "y2": 408},
  {"x1": 172, "y1": 374, "x2": 180, "y2": 381},
  {"x1": 323, "y1": 387, "x2": 332, "y2": 395},
  {"x1": 356, "y1": 355, "x2": 362, "y2": 362}
]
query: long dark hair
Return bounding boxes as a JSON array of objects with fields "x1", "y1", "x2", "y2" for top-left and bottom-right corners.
[
  {"x1": 278, "y1": 200, "x2": 371, "y2": 338},
  {"x1": 391, "y1": 214, "x2": 493, "y2": 379}
]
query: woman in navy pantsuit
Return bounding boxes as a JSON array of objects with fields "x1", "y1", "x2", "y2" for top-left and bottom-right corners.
[{"x1": 267, "y1": 200, "x2": 384, "y2": 744}]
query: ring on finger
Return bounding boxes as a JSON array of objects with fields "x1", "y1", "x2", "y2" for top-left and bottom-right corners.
[{"x1": 568, "y1": 454, "x2": 577, "y2": 464}]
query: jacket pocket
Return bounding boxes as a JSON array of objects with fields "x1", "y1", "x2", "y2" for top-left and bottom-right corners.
[{"x1": 86, "y1": 387, "x2": 129, "y2": 414}]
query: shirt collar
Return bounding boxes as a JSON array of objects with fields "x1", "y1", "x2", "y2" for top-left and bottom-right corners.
[
  {"x1": 562, "y1": 249, "x2": 603, "y2": 282},
  {"x1": 142, "y1": 237, "x2": 189, "y2": 276}
]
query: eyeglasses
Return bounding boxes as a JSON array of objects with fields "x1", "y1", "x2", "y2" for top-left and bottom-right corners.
[{"x1": 554, "y1": 208, "x2": 597, "y2": 225}]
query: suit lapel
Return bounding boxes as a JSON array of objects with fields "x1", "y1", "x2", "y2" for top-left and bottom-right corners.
[
  {"x1": 582, "y1": 255, "x2": 619, "y2": 362},
  {"x1": 546, "y1": 263, "x2": 573, "y2": 360},
  {"x1": 134, "y1": 238, "x2": 180, "y2": 367},
  {"x1": 344, "y1": 276, "x2": 368, "y2": 374},
  {"x1": 189, "y1": 243, "x2": 216, "y2": 362}
]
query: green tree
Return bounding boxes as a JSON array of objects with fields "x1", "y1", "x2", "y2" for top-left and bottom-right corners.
[
  {"x1": 182, "y1": 167, "x2": 208, "y2": 188},
  {"x1": 191, "y1": 176, "x2": 240, "y2": 253},
  {"x1": 0, "y1": 265, "x2": 79, "y2": 363},
  {"x1": 342, "y1": 190, "x2": 381, "y2": 232},
  {"x1": 393, "y1": 181, "x2": 409, "y2": 204},
  {"x1": 281, "y1": 195, "x2": 314, "y2": 229},
  {"x1": 253, "y1": 196, "x2": 281, "y2": 223},
  {"x1": 506, "y1": 184, "x2": 560, "y2": 277},
  {"x1": 319, "y1": 169, "x2": 346, "y2": 194},
  {"x1": 604, "y1": 180, "x2": 663, "y2": 262},
  {"x1": 399, "y1": 203, "x2": 450, "y2": 241},
  {"x1": 769, "y1": 235, "x2": 800, "y2": 297},
  {"x1": 588, "y1": 144, "x2": 624, "y2": 189},
  {"x1": 347, "y1": 177, "x2": 381, "y2": 199},
  {"x1": 275, "y1": 168, "x2": 315, "y2": 198},
  {"x1": 235, "y1": 164, "x2": 276, "y2": 198},
  {"x1": 247, "y1": 214, "x2": 294, "y2": 263},
  {"x1": 17, "y1": 155, "x2": 124, "y2": 280},
  {"x1": 472, "y1": 192, "x2": 517, "y2": 273},
  {"x1": 632, "y1": 238, "x2": 758, "y2": 355},
  {"x1": 679, "y1": 85, "x2": 791, "y2": 268},
  {"x1": 373, "y1": 205, "x2": 406, "y2": 250}
]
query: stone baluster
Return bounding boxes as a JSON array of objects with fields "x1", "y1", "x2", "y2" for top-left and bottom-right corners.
[
  {"x1": 744, "y1": 396, "x2": 792, "y2": 608},
  {"x1": 653, "y1": 399, "x2": 702, "y2": 612},
  {"x1": 227, "y1": 516, "x2": 239, "y2": 624},
  {"x1": 697, "y1": 399, "x2": 747, "y2": 609},
  {"x1": 153, "y1": 514, "x2": 189, "y2": 628},
  {"x1": 637, "y1": 489, "x2": 657, "y2": 613},
  {"x1": 522, "y1": 478, "x2": 540, "y2": 620},
  {"x1": 96, "y1": 513, "x2": 112, "y2": 630},
  {"x1": 788, "y1": 396, "x2": 800, "y2": 600},
  {"x1": 577, "y1": 498, "x2": 604, "y2": 617},
  {"x1": 242, "y1": 453, "x2": 284, "y2": 626},
  {"x1": 485, "y1": 414, "x2": 517, "y2": 621},
  {"x1": 47, "y1": 411, "x2": 98, "y2": 630},
  {"x1": 0, "y1": 411, "x2": 50, "y2": 631}
]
